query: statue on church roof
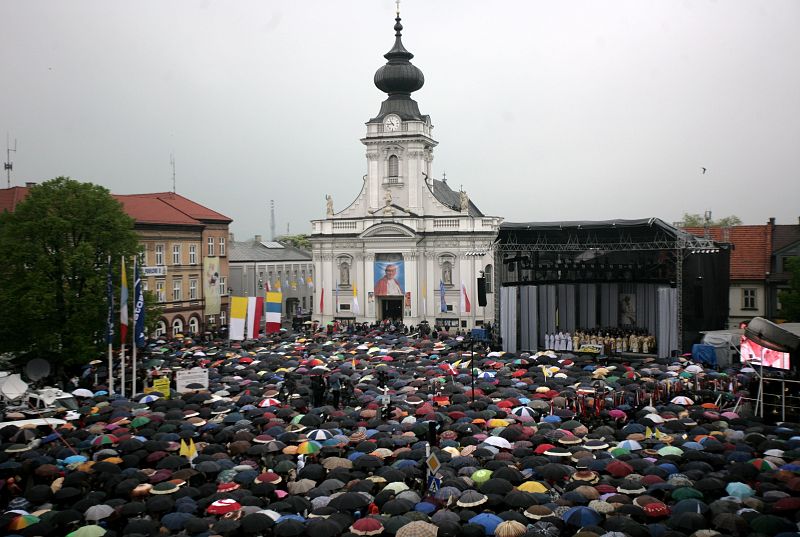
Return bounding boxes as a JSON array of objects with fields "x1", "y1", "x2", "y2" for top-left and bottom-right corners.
[
  {"x1": 459, "y1": 190, "x2": 469, "y2": 212},
  {"x1": 384, "y1": 189, "x2": 393, "y2": 206},
  {"x1": 326, "y1": 194, "x2": 334, "y2": 216}
]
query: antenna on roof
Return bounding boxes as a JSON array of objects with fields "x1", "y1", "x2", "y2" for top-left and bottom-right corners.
[
  {"x1": 286, "y1": 222, "x2": 290, "y2": 235},
  {"x1": 270, "y1": 200, "x2": 276, "y2": 241},
  {"x1": 170, "y1": 153, "x2": 176, "y2": 193},
  {"x1": 5, "y1": 134, "x2": 17, "y2": 188}
]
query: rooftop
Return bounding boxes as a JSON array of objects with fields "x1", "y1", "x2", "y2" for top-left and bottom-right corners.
[
  {"x1": 684, "y1": 225, "x2": 771, "y2": 280},
  {"x1": 228, "y1": 240, "x2": 312, "y2": 263}
]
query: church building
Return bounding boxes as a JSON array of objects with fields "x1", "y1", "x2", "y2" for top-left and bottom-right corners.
[{"x1": 310, "y1": 10, "x2": 501, "y2": 328}]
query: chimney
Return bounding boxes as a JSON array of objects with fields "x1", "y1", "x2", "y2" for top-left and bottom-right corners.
[
  {"x1": 229, "y1": 232, "x2": 234, "y2": 242},
  {"x1": 254, "y1": 234, "x2": 262, "y2": 243},
  {"x1": 768, "y1": 217, "x2": 775, "y2": 225},
  {"x1": 25, "y1": 182, "x2": 36, "y2": 188}
]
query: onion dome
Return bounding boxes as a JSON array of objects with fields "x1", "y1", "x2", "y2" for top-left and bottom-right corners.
[{"x1": 371, "y1": 14, "x2": 425, "y2": 121}]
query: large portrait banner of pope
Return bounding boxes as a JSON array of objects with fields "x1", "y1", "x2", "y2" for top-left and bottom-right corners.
[{"x1": 374, "y1": 260, "x2": 405, "y2": 296}]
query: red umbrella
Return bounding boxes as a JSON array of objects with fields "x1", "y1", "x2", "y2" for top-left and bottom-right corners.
[
  {"x1": 350, "y1": 518, "x2": 384, "y2": 536},
  {"x1": 206, "y1": 499, "x2": 241, "y2": 515}
]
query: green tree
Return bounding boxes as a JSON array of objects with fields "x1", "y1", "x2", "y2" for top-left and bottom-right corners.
[
  {"x1": 0, "y1": 178, "x2": 139, "y2": 367},
  {"x1": 778, "y1": 257, "x2": 800, "y2": 322},
  {"x1": 679, "y1": 213, "x2": 742, "y2": 227},
  {"x1": 143, "y1": 290, "x2": 163, "y2": 336},
  {"x1": 277, "y1": 234, "x2": 311, "y2": 250}
]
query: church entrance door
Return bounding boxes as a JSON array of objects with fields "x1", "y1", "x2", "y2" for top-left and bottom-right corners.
[{"x1": 379, "y1": 298, "x2": 403, "y2": 321}]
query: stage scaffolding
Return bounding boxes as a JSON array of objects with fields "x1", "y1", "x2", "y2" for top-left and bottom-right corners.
[{"x1": 494, "y1": 219, "x2": 726, "y2": 354}]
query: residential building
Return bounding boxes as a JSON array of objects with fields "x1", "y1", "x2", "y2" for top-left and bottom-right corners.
[
  {"x1": 228, "y1": 236, "x2": 314, "y2": 321},
  {"x1": 114, "y1": 193, "x2": 232, "y2": 337},
  {"x1": 768, "y1": 217, "x2": 800, "y2": 320},
  {"x1": 1, "y1": 185, "x2": 232, "y2": 338},
  {"x1": 684, "y1": 225, "x2": 772, "y2": 329}
]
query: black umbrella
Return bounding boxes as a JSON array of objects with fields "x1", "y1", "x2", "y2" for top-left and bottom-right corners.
[
  {"x1": 241, "y1": 513, "x2": 275, "y2": 534},
  {"x1": 666, "y1": 512, "x2": 708, "y2": 533},
  {"x1": 274, "y1": 519, "x2": 305, "y2": 537},
  {"x1": 328, "y1": 492, "x2": 371, "y2": 511},
  {"x1": 306, "y1": 517, "x2": 343, "y2": 537}
]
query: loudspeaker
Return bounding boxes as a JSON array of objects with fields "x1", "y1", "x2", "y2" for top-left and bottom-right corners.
[{"x1": 477, "y1": 277, "x2": 487, "y2": 307}]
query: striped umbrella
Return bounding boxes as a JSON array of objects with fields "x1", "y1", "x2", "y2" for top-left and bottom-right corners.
[
  {"x1": 510, "y1": 406, "x2": 537, "y2": 422},
  {"x1": 91, "y1": 434, "x2": 119, "y2": 447},
  {"x1": 297, "y1": 441, "x2": 322, "y2": 455},
  {"x1": 259, "y1": 398, "x2": 281, "y2": 408},
  {"x1": 8, "y1": 515, "x2": 40, "y2": 531},
  {"x1": 306, "y1": 429, "x2": 334, "y2": 441}
]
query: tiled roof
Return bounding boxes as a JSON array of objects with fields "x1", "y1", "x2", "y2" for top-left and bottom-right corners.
[
  {"x1": 0, "y1": 186, "x2": 30, "y2": 213},
  {"x1": 116, "y1": 192, "x2": 232, "y2": 224},
  {"x1": 229, "y1": 241, "x2": 312, "y2": 263},
  {"x1": 684, "y1": 225, "x2": 771, "y2": 280},
  {"x1": 1, "y1": 186, "x2": 231, "y2": 228}
]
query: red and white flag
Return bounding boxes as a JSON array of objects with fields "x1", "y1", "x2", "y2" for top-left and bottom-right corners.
[{"x1": 460, "y1": 281, "x2": 471, "y2": 314}]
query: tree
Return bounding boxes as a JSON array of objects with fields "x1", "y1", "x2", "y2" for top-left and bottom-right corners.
[
  {"x1": 0, "y1": 178, "x2": 139, "y2": 367},
  {"x1": 277, "y1": 234, "x2": 311, "y2": 250},
  {"x1": 143, "y1": 290, "x2": 163, "y2": 337},
  {"x1": 778, "y1": 257, "x2": 800, "y2": 322},
  {"x1": 679, "y1": 213, "x2": 742, "y2": 227}
]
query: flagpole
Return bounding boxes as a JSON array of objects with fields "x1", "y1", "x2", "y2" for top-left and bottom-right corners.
[
  {"x1": 120, "y1": 344, "x2": 126, "y2": 398},
  {"x1": 132, "y1": 257, "x2": 137, "y2": 397},
  {"x1": 107, "y1": 256, "x2": 114, "y2": 396}
]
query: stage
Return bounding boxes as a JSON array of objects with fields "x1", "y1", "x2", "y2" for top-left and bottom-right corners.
[{"x1": 494, "y1": 219, "x2": 730, "y2": 357}]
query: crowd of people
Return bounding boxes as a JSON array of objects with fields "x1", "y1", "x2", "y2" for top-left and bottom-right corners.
[{"x1": 0, "y1": 324, "x2": 799, "y2": 537}]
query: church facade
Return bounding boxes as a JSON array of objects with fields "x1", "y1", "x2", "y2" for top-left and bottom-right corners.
[{"x1": 310, "y1": 12, "x2": 501, "y2": 328}]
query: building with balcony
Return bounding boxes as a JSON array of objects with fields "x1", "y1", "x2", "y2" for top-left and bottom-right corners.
[{"x1": 114, "y1": 192, "x2": 232, "y2": 337}]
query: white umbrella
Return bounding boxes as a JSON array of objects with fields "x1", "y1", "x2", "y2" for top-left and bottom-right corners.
[
  {"x1": 482, "y1": 436, "x2": 512, "y2": 449},
  {"x1": 72, "y1": 388, "x2": 95, "y2": 398},
  {"x1": 671, "y1": 396, "x2": 695, "y2": 406}
]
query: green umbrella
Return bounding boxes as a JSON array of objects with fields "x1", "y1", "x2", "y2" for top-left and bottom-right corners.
[
  {"x1": 471, "y1": 469, "x2": 493, "y2": 484},
  {"x1": 131, "y1": 416, "x2": 151, "y2": 428},
  {"x1": 671, "y1": 487, "x2": 704, "y2": 501},
  {"x1": 657, "y1": 446, "x2": 683, "y2": 457},
  {"x1": 67, "y1": 526, "x2": 107, "y2": 537}
]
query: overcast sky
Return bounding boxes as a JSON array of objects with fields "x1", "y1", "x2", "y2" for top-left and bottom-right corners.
[{"x1": 2, "y1": 1, "x2": 798, "y2": 238}]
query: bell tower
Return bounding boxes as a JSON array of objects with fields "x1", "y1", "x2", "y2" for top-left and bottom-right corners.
[{"x1": 361, "y1": 6, "x2": 437, "y2": 215}]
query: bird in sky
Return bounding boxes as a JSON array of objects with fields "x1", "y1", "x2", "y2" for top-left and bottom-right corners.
[{"x1": 701, "y1": 167, "x2": 707, "y2": 174}]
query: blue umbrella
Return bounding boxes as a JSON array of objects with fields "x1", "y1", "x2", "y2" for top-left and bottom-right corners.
[
  {"x1": 161, "y1": 512, "x2": 195, "y2": 531},
  {"x1": 468, "y1": 513, "x2": 503, "y2": 535},
  {"x1": 562, "y1": 506, "x2": 602, "y2": 527}
]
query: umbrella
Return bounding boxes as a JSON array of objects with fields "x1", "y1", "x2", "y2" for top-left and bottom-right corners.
[
  {"x1": 241, "y1": 513, "x2": 275, "y2": 534},
  {"x1": 351, "y1": 518, "x2": 384, "y2": 536},
  {"x1": 396, "y1": 520, "x2": 438, "y2": 537},
  {"x1": 494, "y1": 520, "x2": 526, "y2": 537},
  {"x1": 207, "y1": 498, "x2": 242, "y2": 515},
  {"x1": 469, "y1": 513, "x2": 503, "y2": 535},
  {"x1": 562, "y1": 506, "x2": 602, "y2": 527},
  {"x1": 84, "y1": 504, "x2": 115, "y2": 521},
  {"x1": 274, "y1": 519, "x2": 306, "y2": 537},
  {"x1": 66, "y1": 527, "x2": 107, "y2": 537}
]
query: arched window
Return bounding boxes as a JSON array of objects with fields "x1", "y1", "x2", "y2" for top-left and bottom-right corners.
[
  {"x1": 188, "y1": 317, "x2": 199, "y2": 334},
  {"x1": 484, "y1": 264, "x2": 493, "y2": 293},
  {"x1": 387, "y1": 155, "x2": 399, "y2": 178},
  {"x1": 172, "y1": 318, "x2": 184, "y2": 337},
  {"x1": 155, "y1": 321, "x2": 167, "y2": 337}
]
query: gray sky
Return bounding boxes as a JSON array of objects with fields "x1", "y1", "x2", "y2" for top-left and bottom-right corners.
[{"x1": 2, "y1": 0, "x2": 799, "y2": 238}]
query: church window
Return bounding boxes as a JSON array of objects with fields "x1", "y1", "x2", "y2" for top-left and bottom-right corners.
[
  {"x1": 484, "y1": 264, "x2": 493, "y2": 293},
  {"x1": 339, "y1": 261, "x2": 350, "y2": 286},
  {"x1": 387, "y1": 155, "x2": 399, "y2": 179}
]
